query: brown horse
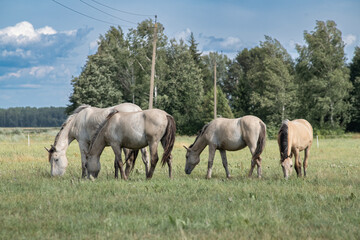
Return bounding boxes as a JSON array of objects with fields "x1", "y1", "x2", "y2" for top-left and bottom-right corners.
[
  {"x1": 277, "y1": 119, "x2": 313, "y2": 179},
  {"x1": 184, "y1": 115, "x2": 266, "y2": 179}
]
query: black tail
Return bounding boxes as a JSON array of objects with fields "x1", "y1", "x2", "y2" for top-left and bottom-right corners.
[
  {"x1": 161, "y1": 115, "x2": 176, "y2": 166},
  {"x1": 252, "y1": 121, "x2": 266, "y2": 160}
]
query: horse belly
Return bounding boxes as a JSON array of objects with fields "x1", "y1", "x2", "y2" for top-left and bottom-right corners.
[
  {"x1": 121, "y1": 132, "x2": 147, "y2": 150},
  {"x1": 219, "y1": 136, "x2": 246, "y2": 151}
]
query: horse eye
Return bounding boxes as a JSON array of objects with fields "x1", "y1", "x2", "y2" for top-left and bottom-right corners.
[
  {"x1": 290, "y1": 164, "x2": 293, "y2": 168},
  {"x1": 55, "y1": 159, "x2": 59, "y2": 162}
]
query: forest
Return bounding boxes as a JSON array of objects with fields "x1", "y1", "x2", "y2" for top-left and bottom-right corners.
[
  {"x1": 2, "y1": 20, "x2": 360, "y2": 134},
  {"x1": 0, "y1": 107, "x2": 66, "y2": 127},
  {"x1": 66, "y1": 19, "x2": 360, "y2": 135}
]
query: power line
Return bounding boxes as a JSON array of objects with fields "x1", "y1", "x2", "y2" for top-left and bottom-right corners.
[
  {"x1": 80, "y1": 0, "x2": 138, "y2": 25},
  {"x1": 89, "y1": 0, "x2": 155, "y2": 17},
  {"x1": 52, "y1": 0, "x2": 131, "y2": 27}
]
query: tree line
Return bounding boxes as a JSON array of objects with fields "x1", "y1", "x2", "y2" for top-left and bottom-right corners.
[
  {"x1": 0, "y1": 107, "x2": 67, "y2": 127},
  {"x1": 57, "y1": 20, "x2": 360, "y2": 134}
]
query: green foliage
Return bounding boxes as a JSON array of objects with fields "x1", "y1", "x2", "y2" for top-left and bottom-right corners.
[
  {"x1": 295, "y1": 20, "x2": 352, "y2": 128},
  {"x1": 65, "y1": 19, "x2": 359, "y2": 133},
  {"x1": 0, "y1": 107, "x2": 66, "y2": 127},
  {"x1": 249, "y1": 36, "x2": 297, "y2": 125},
  {"x1": 348, "y1": 47, "x2": 360, "y2": 131},
  {"x1": 201, "y1": 87, "x2": 234, "y2": 123},
  {"x1": 157, "y1": 39, "x2": 204, "y2": 135}
]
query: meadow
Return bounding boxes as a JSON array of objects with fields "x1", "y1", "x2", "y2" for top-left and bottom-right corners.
[{"x1": 0, "y1": 128, "x2": 359, "y2": 239}]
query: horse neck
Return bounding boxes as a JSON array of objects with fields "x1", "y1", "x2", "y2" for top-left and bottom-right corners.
[
  {"x1": 89, "y1": 130, "x2": 107, "y2": 157},
  {"x1": 190, "y1": 134, "x2": 208, "y2": 155},
  {"x1": 54, "y1": 121, "x2": 75, "y2": 153}
]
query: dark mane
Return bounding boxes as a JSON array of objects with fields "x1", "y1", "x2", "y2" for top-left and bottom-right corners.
[
  {"x1": 88, "y1": 109, "x2": 119, "y2": 153},
  {"x1": 189, "y1": 123, "x2": 210, "y2": 149},
  {"x1": 52, "y1": 104, "x2": 91, "y2": 148},
  {"x1": 278, "y1": 119, "x2": 289, "y2": 162}
]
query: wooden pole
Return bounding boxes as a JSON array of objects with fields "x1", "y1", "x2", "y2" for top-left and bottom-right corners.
[
  {"x1": 214, "y1": 57, "x2": 217, "y2": 119},
  {"x1": 149, "y1": 15, "x2": 157, "y2": 109}
]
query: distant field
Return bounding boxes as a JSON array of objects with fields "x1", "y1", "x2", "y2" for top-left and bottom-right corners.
[{"x1": 0, "y1": 128, "x2": 359, "y2": 239}]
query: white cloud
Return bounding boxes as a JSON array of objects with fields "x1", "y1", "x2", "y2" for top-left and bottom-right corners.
[
  {"x1": 0, "y1": 66, "x2": 54, "y2": 80},
  {"x1": 220, "y1": 37, "x2": 242, "y2": 49},
  {"x1": 0, "y1": 21, "x2": 92, "y2": 73},
  {"x1": 344, "y1": 34, "x2": 356, "y2": 46},
  {"x1": 175, "y1": 28, "x2": 191, "y2": 42},
  {"x1": 29, "y1": 66, "x2": 54, "y2": 78},
  {"x1": 89, "y1": 40, "x2": 99, "y2": 50},
  {"x1": 19, "y1": 84, "x2": 41, "y2": 89},
  {"x1": 0, "y1": 21, "x2": 57, "y2": 45}
]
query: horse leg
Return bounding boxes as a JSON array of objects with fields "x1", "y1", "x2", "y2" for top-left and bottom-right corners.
[
  {"x1": 206, "y1": 145, "x2": 216, "y2": 179},
  {"x1": 303, "y1": 147, "x2": 310, "y2": 177},
  {"x1": 247, "y1": 142, "x2": 261, "y2": 178},
  {"x1": 219, "y1": 150, "x2": 230, "y2": 178},
  {"x1": 79, "y1": 141, "x2": 89, "y2": 178},
  {"x1": 141, "y1": 147, "x2": 149, "y2": 177},
  {"x1": 256, "y1": 157, "x2": 262, "y2": 178},
  {"x1": 294, "y1": 149, "x2": 301, "y2": 177},
  {"x1": 146, "y1": 143, "x2": 159, "y2": 180},
  {"x1": 167, "y1": 156, "x2": 173, "y2": 179},
  {"x1": 111, "y1": 145, "x2": 127, "y2": 180},
  {"x1": 160, "y1": 138, "x2": 172, "y2": 179},
  {"x1": 114, "y1": 157, "x2": 119, "y2": 179},
  {"x1": 124, "y1": 148, "x2": 137, "y2": 178}
]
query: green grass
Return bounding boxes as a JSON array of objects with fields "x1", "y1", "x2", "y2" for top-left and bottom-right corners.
[{"x1": 0, "y1": 129, "x2": 359, "y2": 239}]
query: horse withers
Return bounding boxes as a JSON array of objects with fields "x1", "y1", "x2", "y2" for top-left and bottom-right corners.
[
  {"x1": 184, "y1": 115, "x2": 266, "y2": 179},
  {"x1": 86, "y1": 109, "x2": 176, "y2": 180},
  {"x1": 277, "y1": 119, "x2": 313, "y2": 179}
]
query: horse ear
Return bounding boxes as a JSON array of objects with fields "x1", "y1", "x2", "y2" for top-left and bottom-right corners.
[
  {"x1": 51, "y1": 145, "x2": 56, "y2": 151},
  {"x1": 183, "y1": 145, "x2": 189, "y2": 150},
  {"x1": 44, "y1": 147, "x2": 50, "y2": 152}
]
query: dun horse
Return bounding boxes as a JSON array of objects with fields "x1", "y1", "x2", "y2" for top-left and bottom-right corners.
[
  {"x1": 277, "y1": 119, "x2": 313, "y2": 179},
  {"x1": 86, "y1": 109, "x2": 176, "y2": 180},
  {"x1": 184, "y1": 115, "x2": 266, "y2": 179},
  {"x1": 46, "y1": 103, "x2": 148, "y2": 178}
]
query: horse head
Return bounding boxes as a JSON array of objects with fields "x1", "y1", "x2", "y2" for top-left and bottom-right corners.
[
  {"x1": 85, "y1": 153, "x2": 101, "y2": 179},
  {"x1": 184, "y1": 145, "x2": 200, "y2": 175},
  {"x1": 280, "y1": 153, "x2": 293, "y2": 179},
  {"x1": 46, "y1": 145, "x2": 68, "y2": 176}
]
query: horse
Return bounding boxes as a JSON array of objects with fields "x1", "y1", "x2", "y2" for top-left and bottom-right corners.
[
  {"x1": 86, "y1": 109, "x2": 176, "y2": 180},
  {"x1": 277, "y1": 119, "x2": 313, "y2": 179},
  {"x1": 184, "y1": 115, "x2": 266, "y2": 179},
  {"x1": 45, "y1": 103, "x2": 148, "y2": 178}
]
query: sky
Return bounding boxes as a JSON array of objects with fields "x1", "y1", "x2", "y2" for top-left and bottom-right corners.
[{"x1": 0, "y1": 0, "x2": 359, "y2": 108}]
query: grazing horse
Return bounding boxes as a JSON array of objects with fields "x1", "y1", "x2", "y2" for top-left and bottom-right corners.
[
  {"x1": 184, "y1": 115, "x2": 266, "y2": 179},
  {"x1": 277, "y1": 119, "x2": 313, "y2": 179},
  {"x1": 86, "y1": 109, "x2": 176, "y2": 180},
  {"x1": 46, "y1": 103, "x2": 148, "y2": 178}
]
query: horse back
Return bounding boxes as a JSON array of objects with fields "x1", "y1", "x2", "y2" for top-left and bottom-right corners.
[{"x1": 289, "y1": 119, "x2": 313, "y2": 150}]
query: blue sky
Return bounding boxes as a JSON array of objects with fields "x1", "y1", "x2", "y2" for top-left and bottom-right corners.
[{"x1": 0, "y1": 0, "x2": 359, "y2": 108}]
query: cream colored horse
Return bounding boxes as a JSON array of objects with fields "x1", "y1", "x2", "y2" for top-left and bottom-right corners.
[
  {"x1": 184, "y1": 115, "x2": 266, "y2": 179},
  {"x1": 46, "y1": 103, "x2": 148, "y2": 177},
  {"x1": 277, "y1": 119, "x2": 313, "y2": 179},
  {"x1": 86, "y1": 109, "x2": 176, "y2": 180}
]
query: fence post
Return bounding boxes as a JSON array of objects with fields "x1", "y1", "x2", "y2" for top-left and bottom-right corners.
[
  {"x1": 28, "y1": 134, "x2": 30, "y2": 147},
  {"x1": 316, "y1": 135, "x2": 319, "y2": 148}
]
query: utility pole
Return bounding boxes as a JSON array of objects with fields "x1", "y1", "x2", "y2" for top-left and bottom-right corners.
[
  {"x1": 214, "y1": 56, "x2": 217, "y2": 119},
  {"x1": 149, "y1": 15, "x2": 157, "y2": 109}
]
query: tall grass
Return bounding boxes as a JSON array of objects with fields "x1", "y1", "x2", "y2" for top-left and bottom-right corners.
[{"x1": 0, "y1": 129, "x2": 359, "y2": 239}]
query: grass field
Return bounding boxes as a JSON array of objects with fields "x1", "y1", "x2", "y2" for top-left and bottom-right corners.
[{"x1": 0, "y1": 128, "x2": 359, "y2": 239}]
